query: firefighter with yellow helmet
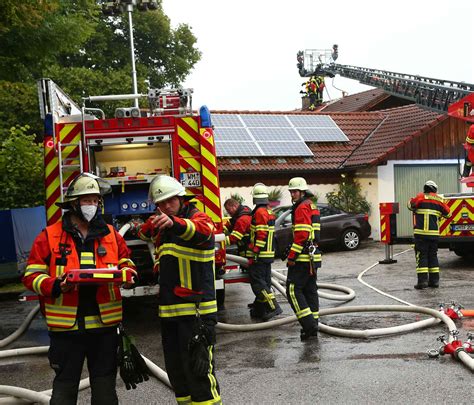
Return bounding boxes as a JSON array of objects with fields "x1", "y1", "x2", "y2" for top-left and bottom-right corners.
[
  {"x1": 247, "y1": 183, "x2": 282, "y2": 321},
  {"x1": 138, "y1": 175, "x2": 221, "y2": 404},
  {"x1": 23, "y1": 172, "x2": 137, "y2": 404},
  {"x1": 286, "y1": 177, "x2": 321, "y2": 341}
]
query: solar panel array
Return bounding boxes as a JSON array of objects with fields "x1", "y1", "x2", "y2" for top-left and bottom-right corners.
[{"x1": 213, "y1": 114, "x2": 348, "y2": 157}]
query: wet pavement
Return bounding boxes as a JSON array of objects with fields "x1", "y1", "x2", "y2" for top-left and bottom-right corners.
[{"x1": 1, "y1": 241, "x2": 474, "y2": 404}]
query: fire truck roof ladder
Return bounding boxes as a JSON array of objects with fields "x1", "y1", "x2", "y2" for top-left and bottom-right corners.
[{"x1": 58, "y1": 140, "x2": 83, "y2": 199}]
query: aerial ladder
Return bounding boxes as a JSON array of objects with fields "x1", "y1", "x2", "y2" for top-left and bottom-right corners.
[{"x1": 297, "y1": 45, "x2": 474, "y2": 114}]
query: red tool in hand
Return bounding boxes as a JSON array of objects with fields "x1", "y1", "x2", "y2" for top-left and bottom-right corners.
[{"x1": 65, "y1": 268, "x2": 132, "y2": 285}]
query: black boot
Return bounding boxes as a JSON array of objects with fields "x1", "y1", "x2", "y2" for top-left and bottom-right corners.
[
  {"x1": 414, "y1": 273, "x2": 429, "y2": 289},
  {"x1": 250, "y1": 301, "x2": 265, "y2": 319},
  {"x1": 91, "y1": 374, "x2": 118, "y2": 405},
  {"x1": 261, "y1": 300, "x2": 283, "y2": 322},
  {"x1": 428, "y1": 272, "x2": 440, "y2": 288},
  {"x1": 50, "y1": 380, "x2": 79, "y2": 405},
  {"x1": 301, "y1": 319, "x2": 319, "y2": 341}
]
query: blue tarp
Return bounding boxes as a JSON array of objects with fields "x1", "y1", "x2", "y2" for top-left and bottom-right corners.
[{"x1": 0, "y1": 206, "x2": 46, "y2": 280}]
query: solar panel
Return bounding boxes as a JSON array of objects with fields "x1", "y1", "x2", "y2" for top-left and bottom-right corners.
[
  {"x1": 241, "y1": 115, "x2": 291, "y2": 128},
  {"x1": 287, "y1": 115, "x2": 335, "y2": 127},
  {"x1": 297, "y1": 127, "x2": 349, "y2": 142},
  {"x1": 250, "y1": 128, "x2": 301, "y2": 142},
  {"x1": 214, "y1": 128, "x2": 253, "y2": 142},
  {"x1": 212, "y1": 114, "x2": 243, "y2": 127},
  {"x1": 257, "y1": 141, "x2": 313, "y2": 156},
  {"x1": 215, "y1": 142, "x2": 262, "y2": 157}
]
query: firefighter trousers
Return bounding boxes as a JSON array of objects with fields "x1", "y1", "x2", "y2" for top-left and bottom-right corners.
[
  {"x1": 248, "y1": 261, "x2": 276, "y2": 311},
  {"x1": 414, "y1": 236, "x2": 440, "y2": 273},
  {"x1": 48, "y1": 327, "x2": 118, "y2": 405},
  {"x1": 286, "y1": 262, "x2": 319, "y2": 333},
  {"x1": 161, "y1": 317, "x2": 221, "y2": 404}
]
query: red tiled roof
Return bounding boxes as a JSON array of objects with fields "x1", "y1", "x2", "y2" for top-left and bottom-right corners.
[
  {"x1": 345, "y1": 104, "x2": 445, "y2": 167},
  {"x1": 212, "y1": 103, "x2": 445, "y2": 173},
  {"x1": 320, "y1": 88, "x2": 390, "y2": 112}
]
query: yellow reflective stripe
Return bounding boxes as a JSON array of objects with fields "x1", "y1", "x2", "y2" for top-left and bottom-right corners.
[
  {"x1": 255, "y1": 240, "x2": 266, "y2": 248},
  {"x1": 32, "y1": 274, "x2": 49, "y2": 295},
  {"x1": 255, "y1": 225, "x2": 270, "y2": 231},
  {"x1": 296, "y1": 307, "x2": 312, "y2": 319},
  {"x1": 176, "y1": 395, "x2": 191, "y2": 404},
  {"x1": 158, "y1": 301, "x2": 217, "y2": 317},
  {"x1": 313, "y1": 224, "x2": 321, "y2": 230},
  {"x1": 429, "y1": 267, "x2": 440, "y2": 273},
  {"x1": 291, "y1": 243, "x2": 303, "y2": 253},
  {"x1": 294, "y1": 224, "x2": 312, "y2": 231},
  {"x1": 192, "y1": 397, "x2": 222, "y2": 405},
  {"x1": 295, "y1": 254, "x2": 322, "y2": 262},
  {"x1": 80, "y1": 252, "x2": 95, "y2": 265},
  {"x1": 158, "y1": 244, "x2": 214, "y2": 262},
  {"x1": 25, "y1": 264, "x2": 48, "y2": 276},
  {"x1": 206, "y1": 345, "x2": 220, "y2": 404},
  {"x1": 45, "y1": 303, "x2": 77, "y2": 314},
  {"x1": 262, "y1": 290, "x2": 275, "y2": 309},
  {"x1": 180, "y1": 219, "x2": 196, "y2": 241},
  {"x1": 313, "y1": 311, "x2": 320, "y2": 319},
  {"x1": 179, "y1": 257, "x2": 192, "y2": 289},
  {"x1": 258, "y1": 252, "x2": 275, "y2": 258},
  {"x1": 416, "y1": 267, "x2": 429, "y2": 273},
  {"x1": 414, "y1": 229, "x2": 439, "y2": 236},
  {"x1": 289, "y1": 284, "x2": 300, "y2": 313},
  {"x1": 417, "y1": 209, "x2": 442, "y2": 217},
  {"x1": 99, "y1": 301, "x2": 122, "y2": 312},
  {"x1": 84, "y1": 315, "x2": 107, "y2": 329},
  {"x1": 230, "y1": 230, "x2": 243, "y2": 240}
]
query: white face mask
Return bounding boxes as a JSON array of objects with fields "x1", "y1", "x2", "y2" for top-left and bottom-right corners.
[{"x1": 81, "y1": 205, "x2": 97, "y2": 222}]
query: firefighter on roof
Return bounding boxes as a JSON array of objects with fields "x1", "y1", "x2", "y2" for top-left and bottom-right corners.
[
  {"x1": 286, "y1": 177, "x2": 321, "y2": 341},
  {"x1": 247, "y1": 183, "x2": 283, "y2": 321},
  {"x1": 138, "y1": 175, "x2": 221, "y2": 404},
  {"x1": 23, "y1": 172, "x2": 137, "y2": 404},
  {"x1": 223, "y1": 198, "x2": 252, "y2": 258},
  {"x1": 462, "y1": 124, "x2": 474, "y2": 178},
  {"x1": 408, "y1": 180, "x2": 450, "y2": 289}
]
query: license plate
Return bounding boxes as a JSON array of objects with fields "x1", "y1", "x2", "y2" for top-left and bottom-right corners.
[
  {"x1": 451, "y1": 224, "x2": 474, "y2": 231},
  {"x1": 180, "y1": 172, "x2": 201, "y2": 187}
]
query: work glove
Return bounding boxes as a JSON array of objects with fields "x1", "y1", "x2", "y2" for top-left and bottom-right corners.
[
  {"x1": 189, "y1": 317, "x2": 212, "y2": 377},
  {"x1": 118, "y1": 326, "x2": 150, "y2": 390}
]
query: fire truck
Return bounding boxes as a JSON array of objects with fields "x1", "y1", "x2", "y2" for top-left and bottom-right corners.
[
  {"x1": 297, "y1": 46, "x2": 474, "y2": 257},
  {"x1": 37, "y1": 79, "x2": 226, "y2": 298}
]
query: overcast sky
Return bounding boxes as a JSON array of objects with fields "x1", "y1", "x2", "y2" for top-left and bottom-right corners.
[{"x1": 161, "y1": 0, "x2": 474, "y2": 112}]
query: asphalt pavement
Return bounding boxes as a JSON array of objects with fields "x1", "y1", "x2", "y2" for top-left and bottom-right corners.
[{"x1": 1, "y1": 241, "x2": 473, "y2": 404}]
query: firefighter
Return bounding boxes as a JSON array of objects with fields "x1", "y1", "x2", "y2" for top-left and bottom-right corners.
[
  {"x1": 286, "y1": 177, "x2": 321, "y2": 341},
  {"x1": 306, "y1": 76, "x2": 318, "y2": 111},
  {"x1": 408, "y1": 180, "x2": 450, "y2": 289},
  {"x1": 22, "y1": 172, "x2": 137, "y2": 405},
  {"x1": 138, "y1": 175, "x2": 221, "y2": 404},
  {"x1": 223, "y1": 198, "x2": 252, "y2": 258},
  {"x1": 462, "y1": 124, "x2": 474, "y2": 178},
  {"x1": 248, "y1": 183, "x2": 282, "y2": 321}
]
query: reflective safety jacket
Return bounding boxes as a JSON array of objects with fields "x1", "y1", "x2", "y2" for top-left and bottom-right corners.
[
  {"x1": 23, "y1": 219, "x2": 136, "y2": 331},
  {"x1": 408, "y1": 192, "x2": 450, "y2": 238},
  {"x1": 139, "y1": 203, "x2": 217, "y2": 319},
  {"x1": 225, "y1": 205, "x2": 252, "y2": 257},
  {"x1": 248, "y1": 205, "x2": 275, "y2": 263},
  {"x1": 288, "y1": 198, "x2": 321, "y2": 264}
]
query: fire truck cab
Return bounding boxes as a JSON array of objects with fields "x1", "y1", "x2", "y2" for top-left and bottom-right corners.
[{"x1": 38, "y1": 79, "x2": 226, "y2": 299}]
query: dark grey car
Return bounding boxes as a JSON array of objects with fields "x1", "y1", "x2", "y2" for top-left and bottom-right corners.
[{"x1": 272, "y1": 203, "x2": 371, "y2": 258}]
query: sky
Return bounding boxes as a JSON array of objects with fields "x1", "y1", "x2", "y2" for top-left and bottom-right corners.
[{"x1": 161, "y1": 0, "x2": 474, "y2": 112}]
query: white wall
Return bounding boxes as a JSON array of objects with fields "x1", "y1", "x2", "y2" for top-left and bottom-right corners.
[{"x1": 355, "y1": 167, "x2": 379, "y2": 240}]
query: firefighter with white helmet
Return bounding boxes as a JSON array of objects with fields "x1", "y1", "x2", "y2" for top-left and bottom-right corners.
[
  {"x1": 23, "y1": 172, "x2": 137, "y2": 404},
  {"x1": 247, "y1": 183, "x2": 282, "y2": 321},
  {"x1": 286, "y1": 176, "x2": 321, "y2": 341},
  {"x1": 138, "y1": 175, "x2": 221, "y2": 404},
  {"x1": 408, "y1": 180, "x2": 450, "y2": 289}
]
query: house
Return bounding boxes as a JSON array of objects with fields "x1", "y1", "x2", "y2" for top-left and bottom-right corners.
[{"x1": 213, "y1": 90, "x2": 470, "y2": 240}]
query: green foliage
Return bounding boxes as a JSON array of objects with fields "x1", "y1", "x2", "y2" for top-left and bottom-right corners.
[
  {"x1": 0, "y1": 126, "x2": 44, "y2": 209},
  {"x1": 268, "y1": 187, "x2": 283, "y2": 201},
  {"x1": 325, "y1": 176, "x2": 371, "y2": 214},
  {"x1": 0, "y1": 1, "x2": 201, "y2": 136},
  {"x1": 230, "y1": 193, "x2": 245, "y2": 205}
]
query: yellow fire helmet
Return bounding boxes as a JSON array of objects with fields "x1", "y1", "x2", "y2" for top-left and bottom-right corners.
[
  {"x1": 252, "y1": 183, "x2": 269, "y2": 199},
  {"x1": 148, "y1": 175, "x2": 189, "y2": 204},
  {"x1": 56, "y1": 172, "x2": 111, "y2": 208},
  {"x1": 288, "y1": 177, "x2": 309, "y2": 191}
]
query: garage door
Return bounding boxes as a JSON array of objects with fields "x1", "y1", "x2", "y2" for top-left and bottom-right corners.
[{"x1": 394, "y1": 164, "x2": 459, "y2": 237}]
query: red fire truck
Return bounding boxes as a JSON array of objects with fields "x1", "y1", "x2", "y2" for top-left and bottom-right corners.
[{"x1": 37, "y1": 79, "x2": 226, "y2": 298}]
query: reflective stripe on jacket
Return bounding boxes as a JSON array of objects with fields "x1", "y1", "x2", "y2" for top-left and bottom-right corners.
[
  {"x1": 249, "y1": 205, "x2": 275, "y2": 262},
  {"x1": 408, "y1": 192, "x2": 450, "y2": 237}
]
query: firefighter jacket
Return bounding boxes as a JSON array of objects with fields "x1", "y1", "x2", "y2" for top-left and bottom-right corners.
[
  {"x1": 139, "y1": 203, "x2": 217, "y2": 319},
  {"x1": 23, "y1": 214, "x2": 136, "y2": 332},
  {"x1": 408, "y1": 192, "x2": 450, "y2": 238},
  {"x1": 248, "y1": 205, "x2": 275, "y2": 263},
  {"x1": 288, "y1": 198, "x2": 322, "y2": 263},
  {"x1": 225, "y1": 205, "x2": 252, "y2": 256}
]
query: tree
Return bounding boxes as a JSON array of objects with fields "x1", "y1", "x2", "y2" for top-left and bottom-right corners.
[
  {"x1": 0, "y1": 126, "x2": 44, "y2": 209},
  {"x1": 326, "y1": 175, "x2": 371, "y2": 214}
]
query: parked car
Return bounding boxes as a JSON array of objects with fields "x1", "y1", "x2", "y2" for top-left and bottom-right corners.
[{"x1": 272, "y1": 203, "x2": 371, "y2": 257}]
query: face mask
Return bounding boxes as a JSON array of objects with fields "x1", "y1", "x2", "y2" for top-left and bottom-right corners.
[{"x1": 81, "y1": 205, "x2": 97, "y2": 222}]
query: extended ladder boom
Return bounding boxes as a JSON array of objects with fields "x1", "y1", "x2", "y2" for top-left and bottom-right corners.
[{"x1": 297, "y1": 49, "x2": 474, "y2": 113}]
